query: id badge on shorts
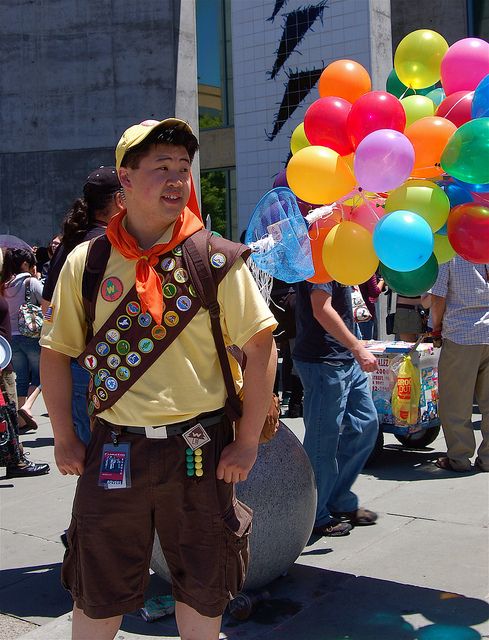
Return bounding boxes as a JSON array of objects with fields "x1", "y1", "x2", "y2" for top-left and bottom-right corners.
[{"x1": 98, "y1": 442, "x2": 131, "y2": 489}]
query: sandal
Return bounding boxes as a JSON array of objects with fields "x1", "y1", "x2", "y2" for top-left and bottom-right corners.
[
  {"x1": 313, "y1": 518, "x2": 352, "y2": 537},
  {"x1": 17, "y1": 409, "x2": 38, "y2": 432},
  {"x1": 332, "y1": 508, "x2": 378, "y2": 526},
  {"x1": 434, "y1": 456, "x2": 471, "y2": 472}
]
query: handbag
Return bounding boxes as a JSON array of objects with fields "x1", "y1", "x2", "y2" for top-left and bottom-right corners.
[
  {"x1": 351, "y1": 285, "x2": 372, "y2": 323},
  {"x1": 18, "y1": 278, "x2": 43, "y2": 339}
]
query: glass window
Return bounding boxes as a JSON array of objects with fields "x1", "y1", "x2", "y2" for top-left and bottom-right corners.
[
  {"x1": 200, "y1": 168, "x2": 236, "y2": 238},
  {"x1": 196, "y1": 0, "x2": 233, "y2": 129}
]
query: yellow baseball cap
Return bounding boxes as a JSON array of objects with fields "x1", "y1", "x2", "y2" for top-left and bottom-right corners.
[{"x1": 115, "y1": 118, "x2": 196, "y2": 170}]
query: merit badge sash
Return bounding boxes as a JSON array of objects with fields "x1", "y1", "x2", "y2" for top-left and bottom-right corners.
[{"x1": 78, "y1": 237, "x2": 235, "y2": 416}]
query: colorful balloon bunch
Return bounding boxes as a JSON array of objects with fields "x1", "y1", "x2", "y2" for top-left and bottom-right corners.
[{"x1": 252, "y1": 30, "x2": 489, "y2": 291}]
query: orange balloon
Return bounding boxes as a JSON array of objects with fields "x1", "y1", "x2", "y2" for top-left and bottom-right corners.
[
  {"x1": 307, "y1": 215, "x2": 340, "y2": 283},
  {"x1": 318, "y1": 59, "x2": 371, "y2": 103},
  {"x1": 405, "y1": 116, "x2": 457, "y2": 179}
]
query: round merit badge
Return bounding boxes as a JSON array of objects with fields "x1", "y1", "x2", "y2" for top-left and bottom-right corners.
[
  {"x1": 84, "y1": 355, "x2": 97, "y2": 370},
  {"x1": 92, "y1": 396, "x2": 101, "y2": 409},
  {"x1": 152, "y1": 325, "x2": 167, "y2": 340},
  {"x1": 95, "y1": 342, "x2": 110, "y2": 357},
  {"x1": 116, "y1": 366, "x2": 130, "y2": 381},
  {"x1": 106, "y1": 329, "x2": 120, "y2": 344},
  {"x1": 161, "y1": 257, "x2": 176, "y2": 272},
  {"x1": 210, "y1": 252, "x2": 226, "y2": 268},
  {"x1": 172, "y1": 245, "x2": 183, "y2": 256},
  {"x1": 105, "y1": 377, "x2": 118, "y2": 392},
  {"x1": 138, "y1": 313, "x2": 152, "y2": 327},
  {"x1": 173, "y1": 268, "x2": 188, "y2": 284},
  {"x1": 98, "y1": 368, "x2": 110, "y2": 381},
  {"x1": 116, "y1": 315, "x2": 132, "y2": 331},
  {"x1": 116, "y1": 340, "x2": 130, "y2": 356},
  {"x1": 126, "y1": 352, "x2": 142, "y2": 367},
  {"x1": 107, "y1": 354, "x2": 121, "y2": 369},
  {"x1": 138, "y1": 338, "x2": 154, "y2": 353},
  {"x1": 188, "y1": 284, "x2": 197, "y2": 298},
  {"x1": 163, "y1": 283, "x2": 177, "y2": 299},
  {"x1": 176, "y1": 296, "x2": 192, "y2": 312},
  {"x1": 101, "y1": 277, "x2": 124, "y2": 302},
  {"x1": 126, "y1": 301, "x2": 141, "y2": 316},
  {"x1": 164, "y1": 311, "x2": 179, "y2": 327}
]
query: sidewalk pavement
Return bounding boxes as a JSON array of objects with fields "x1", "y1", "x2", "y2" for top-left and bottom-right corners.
[{"x1": 1, "y1": 399, "x2": 488, "y2": 640}]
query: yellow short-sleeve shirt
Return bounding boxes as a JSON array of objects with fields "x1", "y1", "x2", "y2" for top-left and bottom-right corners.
[{"x1": 40, "y1": 241, "x2": 277, "y2": 426}]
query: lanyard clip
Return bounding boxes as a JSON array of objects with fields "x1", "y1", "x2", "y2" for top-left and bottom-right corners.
[{"x1": 110, "y1": 430, "x2": 119, "y2": 446}]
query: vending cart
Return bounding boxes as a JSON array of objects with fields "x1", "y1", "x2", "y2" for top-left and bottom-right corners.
[{"x1": 365, "y1": 340, "x2": 441, "y2": 457}]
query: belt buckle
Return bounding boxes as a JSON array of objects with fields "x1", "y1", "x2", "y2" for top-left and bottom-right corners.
[{"x1": 144, "y1": 426, "x2": 168, "y2": 439}]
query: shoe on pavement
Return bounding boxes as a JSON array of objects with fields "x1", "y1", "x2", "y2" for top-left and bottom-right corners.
[
  {"x1": 313, "y1": 518, "x2": 352, "y2": 537},
  {"x1": 287, "y1": 403, "x2": 303, "y2": 418},
  {"x1": 332, "y1": 508, "x2": 378, "y2": 526},
  {"x1": 6, "y1": 458, "x2": 50, "y2": 478}
]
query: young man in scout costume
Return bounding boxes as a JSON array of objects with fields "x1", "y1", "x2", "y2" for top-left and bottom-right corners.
[{"x1": 40, "y1": 118, "x2": 277, "y2": 640}]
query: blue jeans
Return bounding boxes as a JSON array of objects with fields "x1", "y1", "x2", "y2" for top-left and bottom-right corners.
[
  {"x1": 11, "y1": 334, "x2": 41, "y2": 396},
  {"x1": 358, "y1": 319, "x2": 374, "y2": 340},
  {"x1": 294, "y1": 359, "x2": 378, "y2": 527},
  {"x1": 71, "y1": 360, "x2": 91, "y2": 445}
]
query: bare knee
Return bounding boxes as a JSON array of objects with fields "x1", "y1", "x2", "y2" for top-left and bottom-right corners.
[
  {"x1": 175, "y1": 601, "x2": 222, "y2": 640},
  {"x1": 72, "y1": 605, "x2": 122, "y2": 640}
]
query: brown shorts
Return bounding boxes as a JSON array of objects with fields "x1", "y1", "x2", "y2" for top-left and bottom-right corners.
[{"x1": 62, "y1": 413, "x2": 252, "y2": 619}]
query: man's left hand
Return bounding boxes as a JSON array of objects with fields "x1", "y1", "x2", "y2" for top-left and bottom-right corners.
[{"x1": 216, "y1": 441, "x2": 258, "y2": 484}]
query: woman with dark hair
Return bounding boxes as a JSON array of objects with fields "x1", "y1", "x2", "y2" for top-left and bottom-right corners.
[
  {"x1": 0, "y1": 249, "x2": 49, "y2": 477},
  {"x1": 1, "y1": 247, "x2": 43, "y2": 430},
  {"x1": 42, "y1": 166, "x2": 123, "y2": 444}
]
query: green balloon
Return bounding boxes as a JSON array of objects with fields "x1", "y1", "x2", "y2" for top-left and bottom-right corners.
[
  {"x1": 380, "y1": 254, "x2": 439, "y2": 296},
  {"x1": 386, "y1": 68, "x2": 438, "y2": 99},
  {"x1": 441, "y1": 118, "x2": 489, "y2": 185}
]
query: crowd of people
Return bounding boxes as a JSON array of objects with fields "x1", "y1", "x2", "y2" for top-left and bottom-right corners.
[{"x1": 0, "y1": 116, "x2": 487, "y2": 640}]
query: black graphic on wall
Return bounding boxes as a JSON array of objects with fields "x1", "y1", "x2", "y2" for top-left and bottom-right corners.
[
  {"x1": 267, "y1": 0, "x2": 290, "y2": 22},
  {"x1": 266, "y1": 67, "x2": 323, "y2": 141},
  {"x1": 266, "y1": 1, "x2": 329, "y2": 147},
  {"x1": 269, "y1": 1, "x2": 328, "y2": 79}
]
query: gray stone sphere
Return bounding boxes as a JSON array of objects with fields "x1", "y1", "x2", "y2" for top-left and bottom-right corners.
[{"x1": 151, "y1": 422, "x2": 317, "y2": 591}]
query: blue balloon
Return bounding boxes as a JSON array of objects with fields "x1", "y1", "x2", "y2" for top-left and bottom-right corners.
[
  {"x1": 452, "y1": 177, "x2": 489, "y2": 193},
  {"x1": 373, "y1": 210, "x2": 434, "y2": 272},
  {"x1": 437, "y1": 179, "x2": 474, "y2": 208},
  {"x1": 437, "y1": 222, "x2": 447, "y2": 236},
  {"x1": 472, "y1": 74, "x2": 489, "y2": 119}
]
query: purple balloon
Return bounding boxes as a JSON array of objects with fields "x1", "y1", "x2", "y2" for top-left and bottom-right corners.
[
  {"x1": 273, "y1": 169, "x2": 289, "y2": 188},
  {"x1": 354, "y1": 129, "x2": 415, "y2": 193}
]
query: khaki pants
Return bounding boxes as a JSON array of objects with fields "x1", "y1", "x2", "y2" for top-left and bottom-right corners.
[
  {"x1": 1, "y1": 371, "x2": 17, "y2": 407},
  {"x1": 438, "y1": 339, "x2": 489, "y2": 471}
]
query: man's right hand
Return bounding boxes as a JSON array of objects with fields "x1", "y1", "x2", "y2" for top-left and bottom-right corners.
[
  {"x1": 352, "y1": 344, "x2": 378, "y2": 373},
  {"x1": 54, "y1": 436, "x2": 86, "y2": 476}
]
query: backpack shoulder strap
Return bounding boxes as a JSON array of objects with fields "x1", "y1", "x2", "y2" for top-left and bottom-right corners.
[
  {"x1": 183, "y1": 230, "x2": 250, "y2": 421},
  {"x1": 82, "y1": 235, "x2": 112, "y2": 342}
]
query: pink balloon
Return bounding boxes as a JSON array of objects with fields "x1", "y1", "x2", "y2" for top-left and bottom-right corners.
[
  {"x1": 343, "y1": 198, "x2": 386, "y2": 233},
  {"x1": 353, "y1": 129, "x2": 415, "y2": 193},
  {"x1": 441, "y1": 38, "x2": 489, "y2": 95},
  {"x1": 436, "y1": 90, "x2": 474, "y2": 127}
]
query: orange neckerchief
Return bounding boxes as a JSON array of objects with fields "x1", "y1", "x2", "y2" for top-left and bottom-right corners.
[{"x1": 106, "y1": 179, "x2": 203, "y2": 325}]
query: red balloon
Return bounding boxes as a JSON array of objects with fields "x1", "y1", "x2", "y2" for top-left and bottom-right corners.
[
  {"x1": 436, "y1": 91, "x2": 474, "y2": 127},
  {"x1": 447, "y1": 203, "x2": 489, "y2": 263},
  {"x1": 304, "y1": 97, "x2": 353, "y2": 156},
  {"x1": 347, "y1": 91, "x2": 406, "y2": 149}
]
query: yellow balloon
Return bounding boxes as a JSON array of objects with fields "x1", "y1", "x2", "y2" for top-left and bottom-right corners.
[
  {"x1": 290, "y1": 122, "x2": 310, "y2": 154},
  {"x1": 434, "y1": 233, "x2": 456, "y2": 264},
  {"x1": 394, "y1": 29, "x2": 448, "y2": 89},
  {"x1": 385, "y1": 179, "x2": 449, "y2": 232},
  {"x1": 286, "y1": 146, "x2": 356, "y2": 205},
  {"x1": 400, "y1": 95, "x2": 435, "y2": 128},
  {"x1": 322, "y1": 221, "x2": 379, "y2": 285}
]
